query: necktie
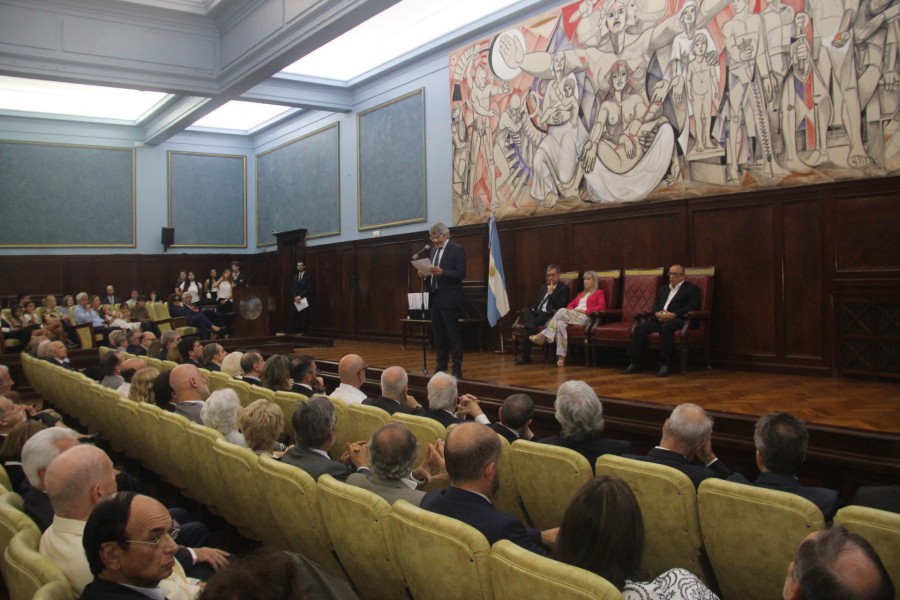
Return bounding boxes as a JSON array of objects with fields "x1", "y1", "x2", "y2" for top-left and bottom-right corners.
[{"x1": 432, "y1": 247, "x2": 443, "y2": 291}]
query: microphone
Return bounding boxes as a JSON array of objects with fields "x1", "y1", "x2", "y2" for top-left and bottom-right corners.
[{"x1": 412, "y1": 244, "x2": 430, "y2": 260}]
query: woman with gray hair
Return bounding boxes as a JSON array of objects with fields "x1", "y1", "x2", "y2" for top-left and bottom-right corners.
[
  {"x1": 201, "y1": 389, "x2": 246, "y2": 447},
  {"x1": 539, "y1": 380, "x2": 632, "y2": 470},
  {"x1": 530, "y1": 271, "x2": 606, "y2": 366}
]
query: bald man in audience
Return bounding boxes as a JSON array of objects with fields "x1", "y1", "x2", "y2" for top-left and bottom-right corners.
[
  {"x1": 421, "y1": 422, "x2": 557, "y2": 555},
  {"x1": 329, "y1": 354, "x2": 368, "y2": 404},
  {"x1": 421, "y1": 372, "x2": 488, "y2": 427},
  {"x1": 347, "y1": 423, "x2": 446, "y2": 505},
  {"x1": 624, "y1": 403, "x2": 733, "y2": 487},
  {"x1": 169, "y1": 364, "x2": 209, "y2": 424},
  {"x1": 362, "y1": 366, "x2": 424, "y2": 415},
  {"x1": 490, "y1": 393, "x2": 539, "y2": 443},
  {"x1": 782, "y1": 526, "x2": 894, "y2": 600}
]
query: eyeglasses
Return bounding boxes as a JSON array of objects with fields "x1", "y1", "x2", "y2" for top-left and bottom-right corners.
[
  {"x1": 356, "y1": 365, "x2": 368, "y2": 376},
  {"x1": 125, "y1": 527, "x2": 180, "y2": 547},
  {"x1": 669, "y1": 272, "x2": 685, "y2": 277}
]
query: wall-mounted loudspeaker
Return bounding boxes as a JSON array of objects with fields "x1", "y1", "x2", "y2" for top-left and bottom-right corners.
[{"x1": 161, "y1": 227, "x2": 175, "y2": 251}]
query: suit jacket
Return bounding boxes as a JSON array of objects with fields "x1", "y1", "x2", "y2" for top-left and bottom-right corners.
[
  {"x1": 205, "y1": 362, "x2": 221, "y2": 372},
  {"x1": 47, "y1": 357, "x2": 76, "y2": 371},
  {"x1": 292, "y1": 271, "x2": 312, "y2": 299},
  {"x1": 429, "y1": 241, "x2": 466, "y2": 309},
  {"x1": 652, "y1": 281, "x2": 701, "y2": 320},
  {"x1": 80, "y1": 578, "x2": 157, "y2": 600},
  {"x1": 174, "y1": 402, "x2": 203, "y2": 424},
  {"x1": 421, "y1": 487, "x2": 545, "y2": 555},
  {"x1": 280, "y1": 446, "x2": 354, "y2": 481},
  {"x1": 624, "y1": 448, "x2": 733, "y2": 488},
  {"x1": 24, "y1": 487, "x2": 54, "y2": 532},
  {"x1": 127, "y1": 344, "x2": 147, "y2": 356},
  {"x1": 292, "y1": 383, "x2": 315, "y2": 396},
  {"x1": 421, "y1": 409, "x2": 463, "y2": 428},
  {"x1": 490, "y1": 423, "x2": 539, "y2": 444},
  {"x1": 539, "y1": 435, "x2": 633, "y2": 471},
  {"x1": 362, "y1": 396, "x2": 422, "y2": 416},
  {"x1": 346, "y1": 472, "x2": 426, "y2": 505},
  {"x1": 531, "y1": 281, "x2": 570, "y2": 314},
  {"x1": 232, "y1": 271, "x2": 247, "y2": 287},
  {"x1": 730, "y1": 471, "x2": 842, "y2": 521},
  {"x1": 242, "y1": 375, "x2": 262, "y2": 385}
]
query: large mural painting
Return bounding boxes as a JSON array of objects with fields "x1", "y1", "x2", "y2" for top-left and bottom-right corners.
[{"x1": 449, "y1": 0, "x2": 900, "y2": 224}]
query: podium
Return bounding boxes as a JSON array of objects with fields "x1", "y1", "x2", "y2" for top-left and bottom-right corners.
[{"x1": 232, "y1": 285, "x2": 269, "y2": 337}]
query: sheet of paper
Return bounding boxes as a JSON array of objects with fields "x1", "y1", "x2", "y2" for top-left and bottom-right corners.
[
  {"x1": 294, "y1": 298, "x2": 309, "y2": 312},
  {"x1": 407, "y1": 293, "x2": 429, "y2": 310},
  {"x1": 411, "y1": 258, "x2": 434, "y2": 277}
]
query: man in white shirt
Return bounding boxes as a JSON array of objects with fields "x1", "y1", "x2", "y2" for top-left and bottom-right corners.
[{"x1": 329, "y1": 354, "x2": 368, "y2": 404}]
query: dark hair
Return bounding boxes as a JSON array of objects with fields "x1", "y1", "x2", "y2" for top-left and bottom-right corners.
[
  {"x1": 198, "y1": 548, "x2": 310, "y2": 600},
  {"x1": 83, "y1": 491, "x2": 138, "y2": 576},
  {"x1": 99, "y1": 352, "x2": 121, "y2": 377},
  {"x1": 554, "y1": 476, "x2": 645, "y2": 590},
  {"x1": 368, "y1": 423, "x2": 419, "y2": 481},
  {"x1": 546, "y1": 264, "x2": 561, "y2": 273},
  {"x1": 754, "y1": 412, "x2": 809, "y2": 475},
  {"x1": 444, "y1": 425, "x2": 501, "y2": 483},
  {"x1": 177, "y1": 337, "x2": 200, "y2": 363},
  {"x1": 290, "y1": 355, "x2": 315, "y2": 382},
  {"x1": 292, "y1": 396, "x2": 335, "y2": 448},
  {"x1": 152, "y1": 370, "x2": 174, "y2": 408},
  {"x1": 240, "y1": 352, "x2": 261, "y2": 375},
  {"x1": 260, "y1": 355, "x2": 292, "y2": 392},
  {"x1": 500, "y1": 394, "x2": 535, "y2": 430},
  {"x1": 793, "y1": 526, "x2": 894, "y2": 600}
]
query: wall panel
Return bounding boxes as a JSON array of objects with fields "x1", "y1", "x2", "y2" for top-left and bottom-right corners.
[
  {"x1": 834, "y1": 193, "x2": 900, "y2": 273},
  {"x1": 782, "y1": 199, "x2": 824, "y2": 360}
]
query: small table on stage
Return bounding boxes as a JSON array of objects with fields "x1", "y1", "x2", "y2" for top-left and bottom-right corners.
[{"x1": 400, "y1": 317, "x2": 485, "y2": 351}]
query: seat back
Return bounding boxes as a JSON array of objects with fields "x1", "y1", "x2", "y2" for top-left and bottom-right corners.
[
  {"x1": 559, "y1": 272, "x2": 580, "y2": 300},
  {"x1": 183, "y1": 422, "x2": 224, "y2": 510},
  {"x1": 596, "y1": 455, "x2": 706, "y2": 581},
  {"x1": 0, "y1": 464, "x2": 13, "y2": 492},
  {"x1": 2, "y1": 528, "x2": 70, "y2": 600},
  {"x1": 155, "y1": 411, "x2": 194, "y2": 493},
  {"x1": 274, "y1": 390, "x2": 307, "y2": 441},
  {"x1": 684, "y1": 266, "x2": 715, "y2": 335},
  {"x1": 834, "y1": 505, "x2": 900, "y2": 594},
  {"x1": 0, "y1": 493, "x2": 39, "y2": 556},
  {"x1": 389, "y1": 499, "x2": 493, "y2": 600},
  {"x1": 318, "y1": 474, "x2": 407, "y2": 600},
  {"x1": 593, "y1": 269, "x2": 621, "y2": 310},
  {"x1": 345, "y1": 403, "x2": 391, "y2": 450},
  {"x1": 256, "y1": 454, "x2": 346, "y2": 577},
  {"x1": 509, "y1": 440, "x2": 593, "y2": 529},
  {"x1": 620, "y1": 268, "x2": 664, "y2": 323},
  {"x1": 390, "y1": 412, "x2": 447, "y2": 467},
  {"x1": 206, "y1": 371, "x2": 232, "y2": 393},
  {"x1": 327, "y1": 395, "x2": 351, "y2": 460},
  {"x1": 32, "y1": 581, "x2": 76, "y2": 600},
  {"x1": 493, "y1": 435, "x2": 530, "y2": 526},
  {"x1": 71, "y1": 323, "x2": 96, "y2": 349},
  {"x1": 225, "y1": 379, "x2": 254, "y2": 407},
  {"x1": 490, "y1": 539, "x2": 621, "y2": 600},
  {"x1": 698, "y1": 478, "x2": 824, "y2": 600}
]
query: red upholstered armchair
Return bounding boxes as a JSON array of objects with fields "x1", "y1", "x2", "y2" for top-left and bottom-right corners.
[
  {"x1": 589, "y1": 268, "x2": 664, "y2": 365},
  {"x1": 512, "y1": 271, "x2": 579, "y2": 362},
  {"x1": 563, "y1": 269, "x2": 621, "y2": 365},
  {"x1": 646, "y1": 266, "x2": 715, "y2": 373}
]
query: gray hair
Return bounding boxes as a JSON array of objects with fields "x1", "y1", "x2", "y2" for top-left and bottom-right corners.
[
  {"x1": 429, "y1": 222, "x2": 450, "y2": 237},
  {"x1": 202, "y1": 343, "x2": 222, "y2": 365},
  {"x1": 381, "y1": 367, "x2": 408, "y2": 400},
  {"x1": 554, "y1": 380, "x2": 605, "y2": 442},
  {"x1": 37, "y1": 339, "x2": 53, "y2": 359},
  {"x1": 201, "y1": 389, "x2": 242, "y2": 436},
  {"x1": 160, "y1": 329, "x2": 180, "y2": 348},
  {"x1": 368, "y1": 423, "x2": 420, "y2": 481},
  {"x1": 667, "y1": 403, "x2": 712, "y2": 448},
  {"x1": 220, "y1": 352, "x2": 244, "y2": 378},
  {"x1": 75, "y1": 292, "x2": 88, "y2": 303},
  {"x1": 754, "y1": 412, "x2": 809, "y2": 476},
  {"x1": 21, "y1": 427, "x2": 80, "y2": 488},
  {"x1": 427, "y1": 372, "x2": 457, "y2": 412},
  {"x1": 293, "y1": 396, "x2": 336, "y2": 448}
]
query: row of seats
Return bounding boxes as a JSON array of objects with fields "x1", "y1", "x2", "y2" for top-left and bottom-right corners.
[{"x1": 19, "y1": 354, "x2": 900, "y2": 600}]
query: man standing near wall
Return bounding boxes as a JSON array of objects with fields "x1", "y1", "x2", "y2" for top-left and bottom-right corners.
[{"x1": 427, "y1": 223, "x2": 466, "y2": 379}]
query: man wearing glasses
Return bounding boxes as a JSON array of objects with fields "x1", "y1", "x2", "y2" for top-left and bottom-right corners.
[
  {"x1": 623, "y1": 264, "x2": 700, "y2": 377},
  {"x1": 426, "y1": 222, "x2": 467, "y2": 379}
]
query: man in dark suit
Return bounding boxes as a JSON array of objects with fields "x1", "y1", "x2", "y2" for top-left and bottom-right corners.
[
  {"x1": 287, "y1": 260, "x2": 312, "y2": 334},
  {"x1": 421, "y1": 372, "x2": 489, "y2": 427},
  {"x1": 427, "y1": 223, "x2": 466, "y2": 379},
  {"x1": 168, "y1": 293, "x2": 220, "y2": 340},
  {"x1": 102, "y1": 285, "x2": 121, "y2": 306},
  {"x1": 46, "y1": 341, "x2": 76, "y2": 370},
  {"x1": 421, "y1": 422, "x2": 557, "y2": 555},
  {"x1": 230, "y1": 261, "x2": 247, "y2": 287},
  {"x1": 624, "y1": 403, "x2": 733, "y2": 488},
  {"x1": 290, "y1": 354, "x2": 324, "y2": 396},
  {"x1": 490, "y1": 393, "x2": 539, "y2": 444},
  {"x1": 516, "y1": 264, "x2": 570, "y2": 365},
  {"x1": 624, "y1": 264, "x2": 701, "y2": 377},
  {"x1": 240, "y1": 352, "x2": 263, "y2": 385},
  {"x1": 730, "y1": 412, "x2": 841, "y2": 521},
  {"x1": 177, "y1": 337, "x2": 204, "y2": 368},
  {"x1": 280, "y1": 396, "x2": 370, "y2": 481},
  {"x1": 363, "y1": 366, "x2": 425, "y2": 416}
]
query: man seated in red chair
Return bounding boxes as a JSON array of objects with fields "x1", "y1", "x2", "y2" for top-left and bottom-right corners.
[
  {"x1": 623, "y1": 265, "x2": 700, "y2": 377},
  {"x1": 516, "y1": 264, "x2": 570, "y2": 365}
]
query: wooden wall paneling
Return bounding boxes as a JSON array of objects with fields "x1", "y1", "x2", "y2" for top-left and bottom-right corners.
[
  {"x1": 692, "y1": 201, "x2": 777, "y2": 361},
  {"x1": 781, "y1": 199, "x2": 826, "y2": 363},
  {"x1": 341, "y1": 248, "x2": 356, "y2": 337},
  {"x1": 307, "y1": 247, "x2": 345, "y2": 334},
  {"x1": 508, "y1": 223, "x2": 568, "y2": 323},
  {"x1": 355, "y1": 241, "x2": 411, "y2": 336},
  {"x1": 573, "y1": 208, "x2": 687, "y2": 270},
  {"x1": 834, "y1": 192, "x2": 900, "y2": 273}
]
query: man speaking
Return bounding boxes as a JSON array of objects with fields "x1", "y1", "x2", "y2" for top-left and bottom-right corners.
[{"x1": 427, "y1": 222, "x2": 466, "y2": 379}]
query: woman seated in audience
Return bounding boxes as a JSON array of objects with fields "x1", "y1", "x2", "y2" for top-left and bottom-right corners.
[
  {"x1": 220, "y1": 351, "x2": 244, "y2": 379},
  {"x1": 555, "y1": 476, "x2": 718, "y2": 599},
  {"x1": 239, "y1": 398, "x2": 286, "y2": 456},
  {"x1": 201, "y1": 389, "x2": 246, "y2": 447},
  {"x1": 152, "y1": 370, "x2": 175, "y2": 410},
  {"x1": 41, "y1": 295, "x2": 74, "y2": 346},
  {"x1": 177, "y1": 271, "x2": 203, "y2": 299},
  {"x1": 1, "y1": 305, "x2": 46, "y2": 344},
  {"x1": 203, "y1": 268, "x2": 219, "y2": 304},
  {"x1": 529, "y1": 270, "x2": 605, "y2": 367},
  {"x1": 100, "y1": 305, "x2": 140, "y2": 331},
  {"x1": 260, "y1": 354, "x2": 292, "y2": 392},
  {"x1": 58, "y1": 295, "x2": 76, "y2": 321},
  {"x1": 0, "y1": 419, "x2": 46, "y2": 491},
  {"x1": 128, "y1": 367, "x2": 159, "y2": 404},
  {"x1": 148, "y1": 289, "x2": 160, "y2": 303}
]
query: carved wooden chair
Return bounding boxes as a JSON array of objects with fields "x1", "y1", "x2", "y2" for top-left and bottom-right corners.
[{"x1": 645, "y1": 267, "x2": 715, "y2": 373}]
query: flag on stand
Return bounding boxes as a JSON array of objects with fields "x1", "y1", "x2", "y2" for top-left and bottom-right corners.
[{"x1": 487, "y1": 213, "x2": 509, "y2": 327}]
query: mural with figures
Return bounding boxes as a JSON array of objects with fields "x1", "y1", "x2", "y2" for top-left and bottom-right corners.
[{"x1": 449, "y1": 0, "x2": 900, "y2": 224}]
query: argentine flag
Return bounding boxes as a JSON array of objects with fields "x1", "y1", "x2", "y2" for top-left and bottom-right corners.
[{"x1": 487, "y1": 213, "x2": 509, "y2": 327}]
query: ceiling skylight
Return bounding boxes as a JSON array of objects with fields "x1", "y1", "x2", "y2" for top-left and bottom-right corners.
[
  {"x1": 0, "y1": 76, "x2": 170, "y2": 123},
  {"x1": 188, "y1": 101, "x2": 298, "y2": 134},
  {"x1": 280, "y1": 0, "x2": 523, "y2": 82}
]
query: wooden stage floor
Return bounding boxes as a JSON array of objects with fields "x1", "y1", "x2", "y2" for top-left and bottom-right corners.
[{"x1": 297, "y1": 339, "x2": 900, "y2": 435}]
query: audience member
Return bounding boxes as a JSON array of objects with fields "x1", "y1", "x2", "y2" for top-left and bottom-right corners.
[
  {"x1": 103, "y1": 285, "x2": 121, "y2": 305},
  {"x1": 169, "y1": 364, "x2": 209, "y2": 424},
  {"x1": 290, "y1": 355, "x2": 324, "y2": 395},
  {"x1": 0, "y1": 419, "x2": 45, "y2": 491},
  {"x1": 158, "y1": 330, "x2": 182, "y2": 361},
  {"x1": 21, "y1": 427, "x2": 81, "y2": 530},
  {"x1": 201, "y1": 389, "x2": 246, "y2": 447},
  {"x1": 108, "y1": 329, "x2": 128, "y2": 351},
  {"x1": 517, "y1": 264, "x2": 571, "y2": 365},
  {"x1": 851, "y1": 486, "x2": 900, "y2": 515},
  {"x1": 362, "y1": 367, "x2": 423, "y2": 415},
  {"x1": 347, "y1": 423, "x2": 446, "y2": 505},
  {"x1": 203, "y1": 342, "x2": 226, "y2": 372},
  {"x1": 240, "y1": 352, "x2": 264, "y2": 384},
  {"x1": 239, "y1": 398, "x2": 284, "y2": 456},
  {"x1": 177, "y1": 336, "x2": 203, "y2": 367},
  {"x1": 280, "y1": 396, "x2": 369, "y2": 481},
  {"x1": 117, "y1": 357, "x2": 148, "y2": 397},
  {"x1": 125, "y1": 329, "x2": 144, "y2": 354},
  {"x1": 46, "y1": 340, "x2": 76, "y2": 370},
  {"x1": 260, "y1": 354, "x2": 292, "y2": 392},
  {"x1": 132, "y1": 296, "x2": 161, "y2": 337},
  {"x1": 731, "y1": 412, "x2": 841, "y2": 521},
  {"x1": 0, "y1": 394, "x2": 28, "y2": 442},
  {"x1": 220, "y1": 351, "x2": 244, "y2": 379},
  {"x1": 422, "y1": 372, "x2": 488, "y2": 427},
  {"x1": 99, "y1": 352, "x2": 124, "y2": 390},
  {"x1": 530, "y1": 271, "x2": 606, "y2": 367},
  {"x1": 172, "y1": 292, "x2": 221, "y2": 340},
  {"x1": 490, "y1": 393, "x2": 539, "y2": 443},
  {"x1": 128, "y1": 367, "x2": 159, "y2": 404},
  {"x1": 554, "y1": 476, "x2": 717, "y2": 598},
  {"x1": 539, "y1": 381, "x2": 632, "y2": 468},
  {"x1": 72, "y1": 292, "x2": 116, "y2": 340},
  {"x1": 153, "y1": 370, "x2": 175, "y2": 411},
  {"x1": 330, "y1": 354, "x2": 368, "y2": 404},
  {"x1": 421, "y1": 422, "x2": 556, "y2": 555},
  {"x1": 0, "y1": 364, "x2": 14, "y2": 396},
  {"x1": 624, "y1": 403, "x2": 733, "y2": 487}
]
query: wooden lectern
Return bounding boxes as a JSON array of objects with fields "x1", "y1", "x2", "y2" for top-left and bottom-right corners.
[{"x1": 232, "y1": 285, "x2": 269, "y2": 337}]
